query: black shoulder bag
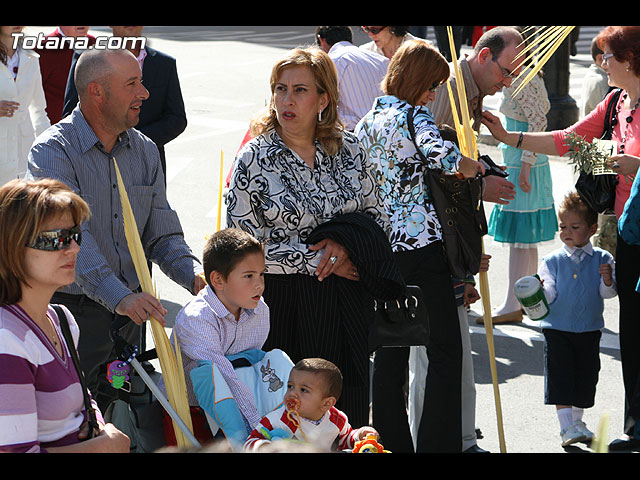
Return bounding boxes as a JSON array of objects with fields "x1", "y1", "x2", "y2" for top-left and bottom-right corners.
[
  {"x1": 575, "y1": 88, "x2": 623, "y2": 214},
  {"x1": 52, "y1": 305, "x2": 100, "y2": 439},
  {"x1": 407, "y1": 106, "x2": 488, "y2": 280}
]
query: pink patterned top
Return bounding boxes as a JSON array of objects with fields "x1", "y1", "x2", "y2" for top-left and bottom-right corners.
[{"x1": 553, "y1": 89, "x2": 639, "y2": 218}]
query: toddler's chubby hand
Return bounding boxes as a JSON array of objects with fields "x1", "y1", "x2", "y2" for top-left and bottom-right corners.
[
  {"x1": 358, "y1": 427, "x2": 379, "y2": 441},
  {"x1": 599, "y1": 263, "x2": 613, "y2": 286}
]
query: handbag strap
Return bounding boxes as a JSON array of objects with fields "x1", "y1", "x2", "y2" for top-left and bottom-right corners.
[
  {"x1": 602, "y1": 88, "x2": 623, "y2": 140},
  {"x1": 52, "y1": 304, "x2": 100, "y2": 436},
  {"x1": 407, "y1": 106, "x2": 427, "y2": 163},
  {"x1": 407, "y1": 106, "x2": 468, "y2": 176}
]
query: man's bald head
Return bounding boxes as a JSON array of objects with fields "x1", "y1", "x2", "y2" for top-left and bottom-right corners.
[
  {"x1": 73, "y1": 47, "x2": 148, "y2": 145},
  {"x1": 468, "y1": 26, "x2": 526, "y2": 96},
  {"x1": 75, "y1": 48, "x2": 136, "y2": 101},
  {"x1": 474, "y1": 26, "x2": 524, "y2": 57}
]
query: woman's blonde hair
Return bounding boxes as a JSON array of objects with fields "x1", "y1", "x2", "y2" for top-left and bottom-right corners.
[
  {"x1": 250, "y1": 47, "x2": 344, "y2": 156},
  {"x1": 0, "y1": 178, "x2": 91, "y2": 305},
  {"x1": 382, "y1": 40, "x2": 450, "y2": 106}
]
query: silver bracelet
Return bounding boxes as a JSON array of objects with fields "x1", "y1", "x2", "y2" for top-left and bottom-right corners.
[{"x1": 516, "y1": 132, "x2": 524, "y2": 149}]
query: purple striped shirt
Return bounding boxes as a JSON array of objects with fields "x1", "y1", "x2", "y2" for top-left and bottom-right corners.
[{"x1": 0, "y1": 304, "x2": 102, "y2": 453}]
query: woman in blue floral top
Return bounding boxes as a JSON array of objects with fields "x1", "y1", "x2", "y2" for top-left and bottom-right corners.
[
  {"x1": 227, "y1": 47, "x2": 391, "y2": 428},
  {"x1": 355, "y1": 39, "x2": 482, "y2": 453}
]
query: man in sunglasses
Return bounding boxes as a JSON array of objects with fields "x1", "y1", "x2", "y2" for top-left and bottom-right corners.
[
  {"x1": 27, "y1": 48, "x2": 205, "y2": 412},
  {"x1": 429, "y1": 26, "x2": 525, "y2": 206}
]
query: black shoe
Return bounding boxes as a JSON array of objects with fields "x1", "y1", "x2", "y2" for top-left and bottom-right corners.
[
  {"x1": 463, "y1": 444, "x2": 490, "y2": 453},
  {"x1": 608, "y1": 436, "x2": 640, "y2": 451}
]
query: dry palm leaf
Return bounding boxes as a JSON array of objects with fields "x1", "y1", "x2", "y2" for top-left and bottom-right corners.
[
  {"x1": 591, "y1": 412, "x2": 610, "y2": 453},
  {"x1": 113, "y1": 158, "x2": 196, "y2": 448},
  {"x1": 216, "y1": 150, "x2": 224, "y2": 232},
  {"x1": 445, "y1": 27, "x2": 477, "y2": 159},
  {"x1": 510, "y1": 26, "x2": 575, "y2": 97},
  {"x1": 446, "y1": 26, "x2": 507, "y2": 453}
]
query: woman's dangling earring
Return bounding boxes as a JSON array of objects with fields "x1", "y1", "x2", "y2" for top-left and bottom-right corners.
[{"x1": 318, "y1": 109, "x2": 323, "y2": 122}]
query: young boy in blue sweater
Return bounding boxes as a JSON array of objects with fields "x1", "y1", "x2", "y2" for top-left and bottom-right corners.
[{"x1": 538, "y1": 192, "x2": 616, "y2": 448}]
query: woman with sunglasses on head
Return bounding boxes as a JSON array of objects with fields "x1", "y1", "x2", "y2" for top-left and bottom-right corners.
[
  {"x1": 0, "y1": 178, "x2": 129, "y2": 453},
  {"x1": 360, "y1": 26, "x2": 426, "y2": 59},
  {"x1": 482, "y1": 26, "x2": 640, "y2": 451},
  {"x1": 355, "y1": 39, "x2": 483, "y2": 453}
]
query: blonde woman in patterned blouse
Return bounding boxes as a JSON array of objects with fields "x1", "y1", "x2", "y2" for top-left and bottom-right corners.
[{"x1": 226, "y1": 47, "x2": 390, "y2": 428}]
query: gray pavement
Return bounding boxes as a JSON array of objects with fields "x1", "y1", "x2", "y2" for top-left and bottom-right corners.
[{"x1": 24, "y1": 26, "x2": 628, "y2": 453}]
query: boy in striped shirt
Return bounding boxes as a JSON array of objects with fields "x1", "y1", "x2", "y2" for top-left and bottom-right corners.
[{"x1": 163, "y1": 228, "x2": 269, "y2": 445}]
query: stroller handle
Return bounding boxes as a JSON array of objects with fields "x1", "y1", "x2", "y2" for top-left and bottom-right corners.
[{"x1": 109, "y1": 315, "x2": 139, "y2": 362}]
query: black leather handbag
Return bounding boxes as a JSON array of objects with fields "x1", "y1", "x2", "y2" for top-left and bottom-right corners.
[
  {"x1": 575, "y1": 88, "x2": 622, "y2": 214},
  {"x1": 369, "y1": 285, "x2": 429, "y2": 353},
  {"x1": 407, "y1": 107, "x2": 488, "y2": 280}
]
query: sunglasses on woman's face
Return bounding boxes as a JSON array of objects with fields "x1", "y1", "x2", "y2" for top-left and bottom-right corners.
[
  {"x1": 362, "y1": 26, "x2": 387, "y2": 35},
  {"x1": 26, "y1": 225, "x2": 82, "y2": 251},
  {"x1": 429, "y1": 81, "x2": 442, "y2": 92}
]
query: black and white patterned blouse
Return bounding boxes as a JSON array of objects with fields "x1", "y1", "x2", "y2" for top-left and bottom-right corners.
[{"x1": 226, "y1": 128, "x2": 390, "y2": 275}]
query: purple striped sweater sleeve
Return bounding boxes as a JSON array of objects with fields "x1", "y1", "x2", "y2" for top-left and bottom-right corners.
[{"x1": 0, "y1": 304, "x2": 101, "y2": 453}]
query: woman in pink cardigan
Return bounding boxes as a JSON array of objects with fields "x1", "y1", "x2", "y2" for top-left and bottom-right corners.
[{"x1": 482, "y1": 26, "x2": 640, "y2": 451}]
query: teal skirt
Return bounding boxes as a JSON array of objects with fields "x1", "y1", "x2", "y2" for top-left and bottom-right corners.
[{"x1": 487, "y1": 117, "x2": 558, "y2": 246}]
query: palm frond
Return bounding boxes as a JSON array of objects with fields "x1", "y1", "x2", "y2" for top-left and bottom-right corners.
[
  {"x1": 446, "y1": 26, "x2": 477, "y2": 159},
  {"x1": 446, "y1": 26, "x2": 506, "y2": 453},
  {"x1": 511, "y1": 26, "x2": 575, "y2": 97},
  {"x1": 216, "y1": 150, "x2": 224, "y2": 232},
  {"x1": 113, "y1": 158, "x2": 195, "y2": 448}
]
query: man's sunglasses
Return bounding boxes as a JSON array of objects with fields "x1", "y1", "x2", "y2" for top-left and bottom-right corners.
[
  {"x1": 26, "y1": 225, "x2": 82, "y2": 251},
  {"x1": 362, "y1": 26, "x2": 387, "y2": 35}
]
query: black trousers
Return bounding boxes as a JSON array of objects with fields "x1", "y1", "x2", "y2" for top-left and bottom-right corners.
[
  {"x1": 262, "y1": 272, "x2": 372, "y2": 428},
  {"x1": 615, "y1": 233, "x2": 640, "y2": 434},
  {"x1": 543, "y1": 328, "x2": 601, "y2": 408},
  {"x1": 52, "y1": 292, "x2": 143, "y2": 414},
  {"x1": 372, "y1": 241, "x2": 462, "y2": 453}
]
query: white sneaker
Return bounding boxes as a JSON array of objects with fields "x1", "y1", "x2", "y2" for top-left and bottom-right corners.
[
  {"x1": 560, "y1": 423, "x2": 588, "y2": 447},
  {"x1": 573, "y1": 420, "x2": 595, "y2": 442}
]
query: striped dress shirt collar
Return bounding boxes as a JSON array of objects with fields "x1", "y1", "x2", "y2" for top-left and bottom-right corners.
[
  {"x1": 73, "y1": 108, "x2": 132, "y2": 154},
  {"x1": 27, "y1": 106, "x2": 201, "y2": 310},
  {"x1": 202, "y1": 284, "x2": 257, "y2": 321}
]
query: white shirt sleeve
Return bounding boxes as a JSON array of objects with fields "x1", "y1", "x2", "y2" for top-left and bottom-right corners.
[
  {"x1": 537, "y1": 260, "x2": 557, "y2": 304},
  {"x1": 599, "y1": 255, "x2": 617, "y2": 299}
]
